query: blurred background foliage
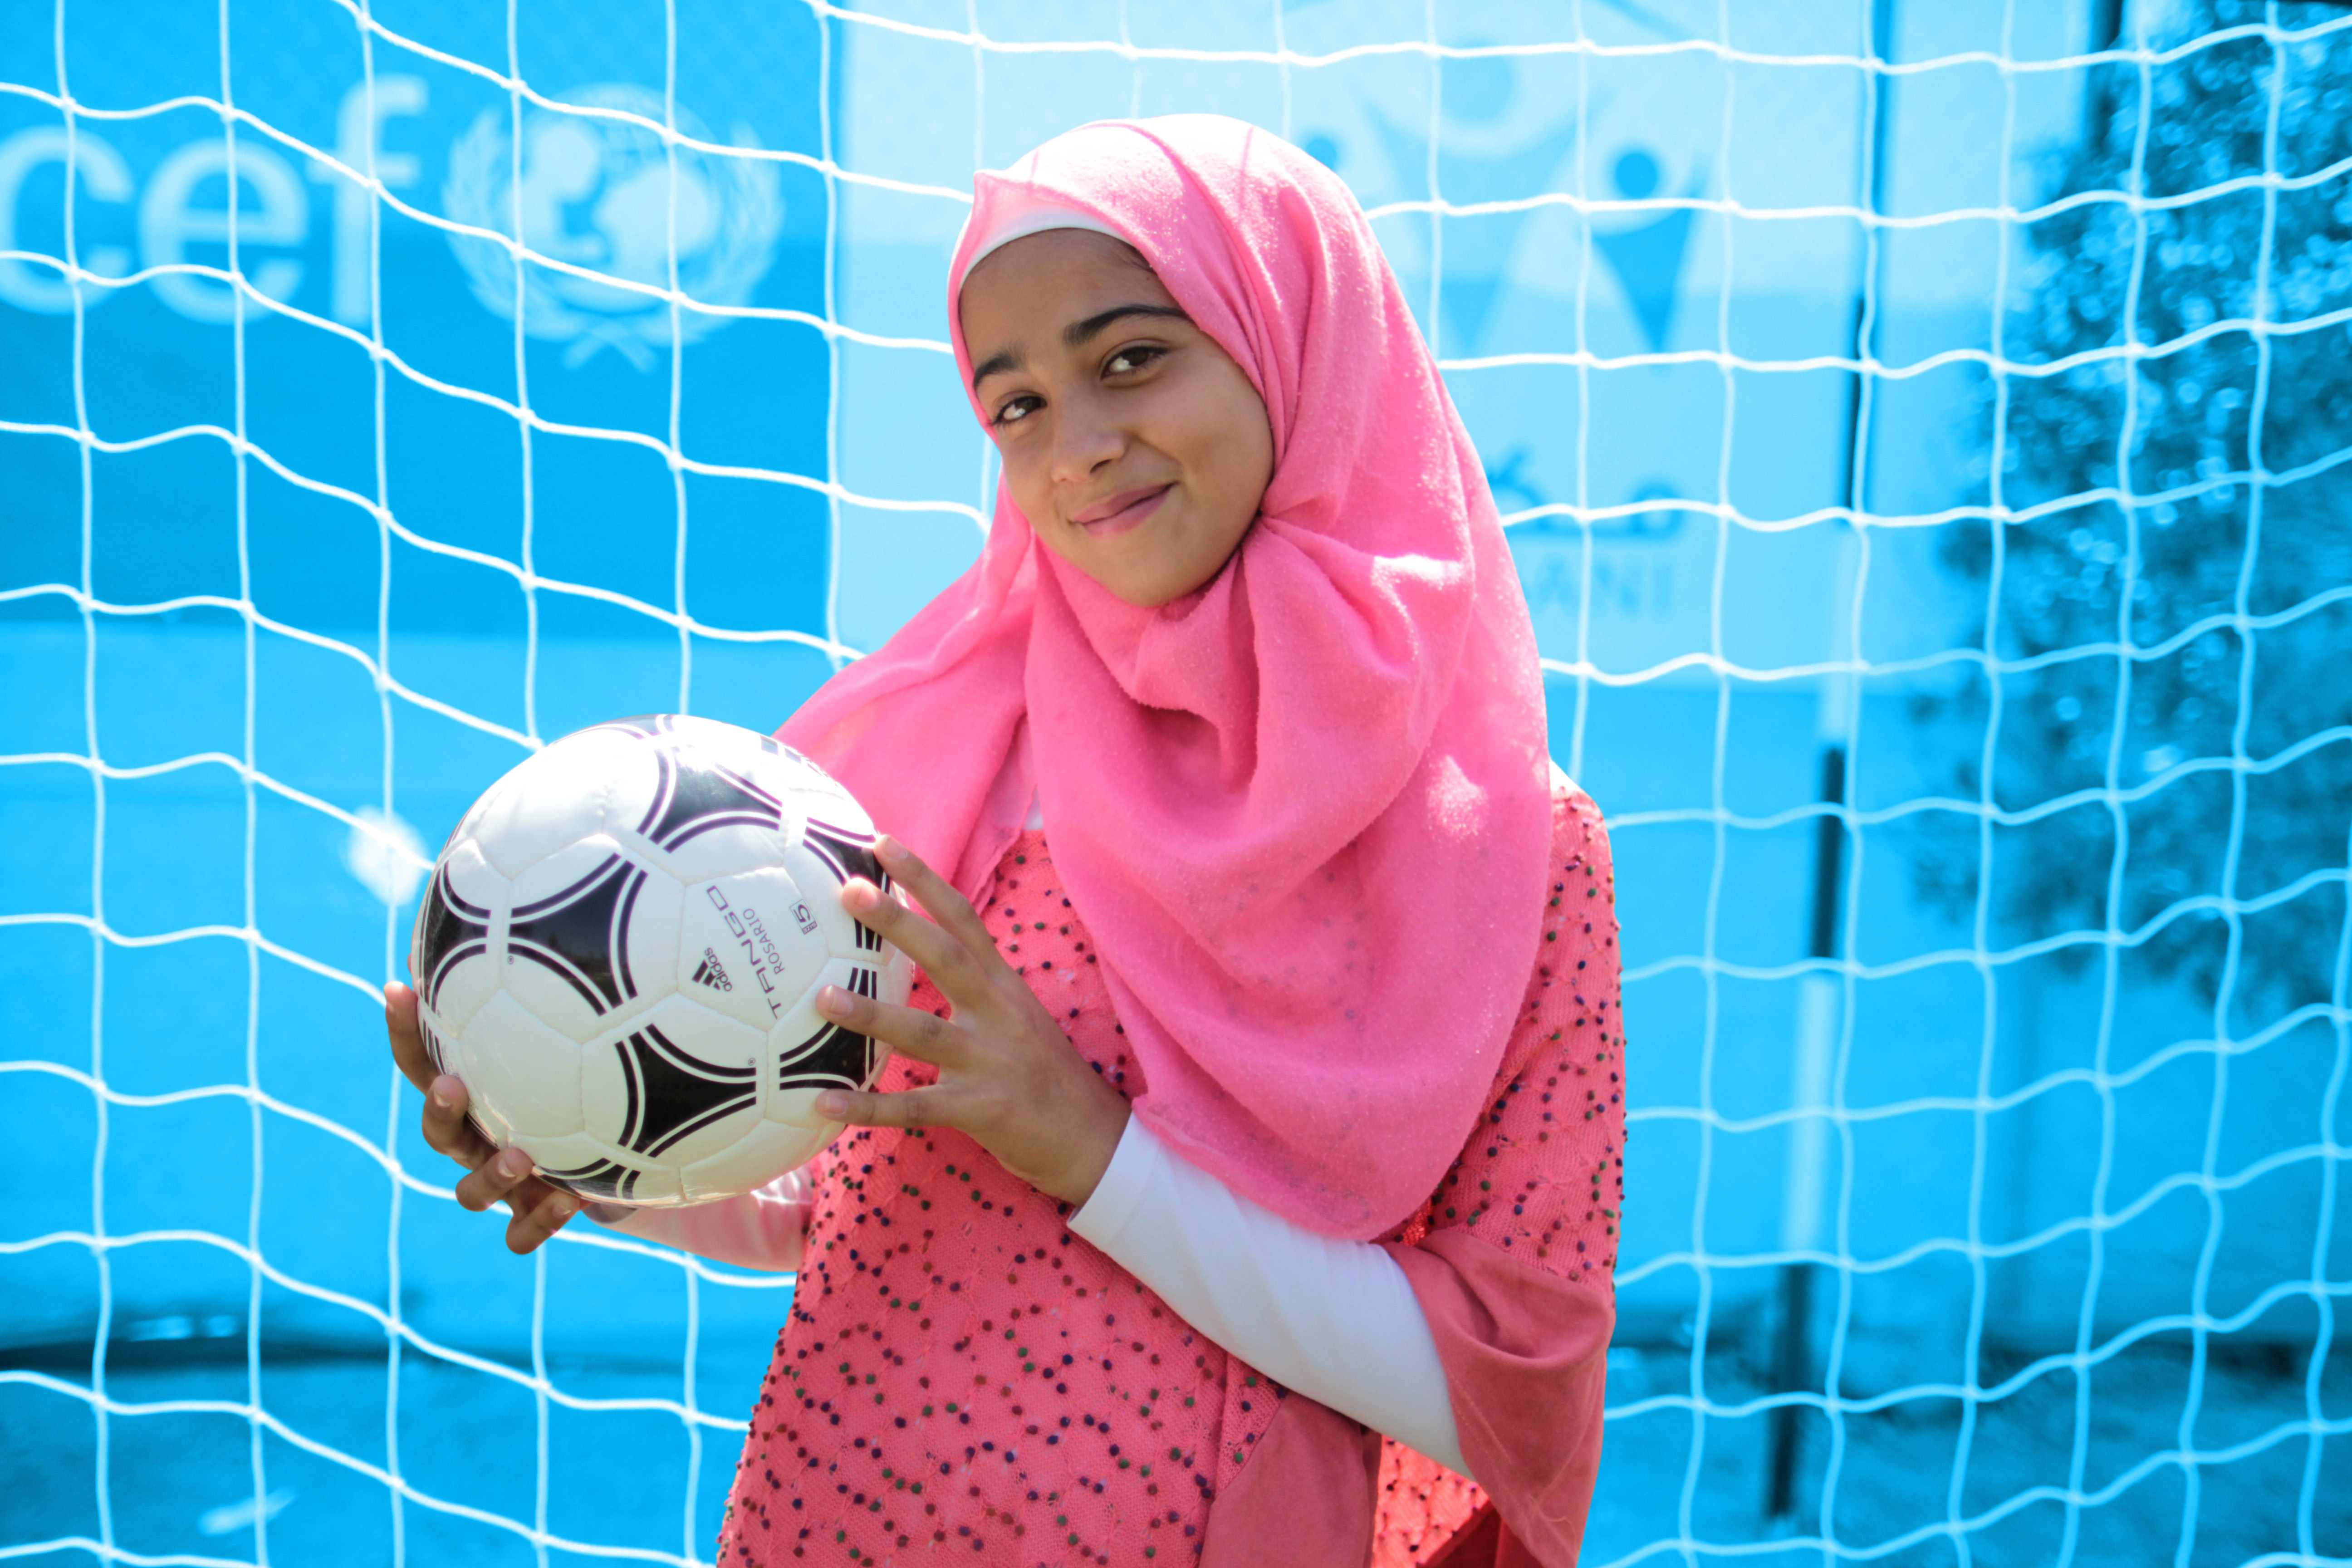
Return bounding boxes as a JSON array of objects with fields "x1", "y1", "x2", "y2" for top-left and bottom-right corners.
[{"x1": 1926, "y1": 0, "x2": 2352, "y2": 1013}]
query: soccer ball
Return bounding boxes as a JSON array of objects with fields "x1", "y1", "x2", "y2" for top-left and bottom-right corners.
[{"x1": 408, "y1": 714, "x2": 910, "y2": 1208}]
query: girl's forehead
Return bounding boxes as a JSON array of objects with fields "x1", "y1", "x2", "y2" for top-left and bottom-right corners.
[
  {"x1": 957, "y1": 231, "x2": 1179, "y2": 348},
  {"x1": 961, "y1": 231, "x2": 1165, "y2": 311}
]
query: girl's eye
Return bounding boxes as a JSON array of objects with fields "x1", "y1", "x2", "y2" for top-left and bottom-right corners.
[
  {"x1": 993, "y1": 395, "x2": 1040, "y2": 427},
  {"x1": 1104, "y1": 344, "x2": 1166, "y2": 377}
]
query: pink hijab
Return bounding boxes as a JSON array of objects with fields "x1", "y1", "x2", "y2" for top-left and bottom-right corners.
[{"x1": 779, "y1": 115, "x2": 1552, "y2": 1241}]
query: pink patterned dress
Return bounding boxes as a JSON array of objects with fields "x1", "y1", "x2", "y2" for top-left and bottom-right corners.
[{"x1": 715, "y1": 781, "x2": 1625, "y2": 1566}]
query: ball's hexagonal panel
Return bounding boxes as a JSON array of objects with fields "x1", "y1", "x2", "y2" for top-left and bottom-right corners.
[
  {"x1": 617, "y1": 869, "x2": 682, "y2": 1007},
  {"x1": 681, "y1": 1117, "x2": 831, "y2": 1203},
  {"x1": 499, "y1": 838, "x2": 673, "y2": 1042},
  {"x1": 580, "y1": 995, "x2": 766, "y2": 1173},
  {"x1": 676, "y1": 867, "x2": 832, "y2": 1033},
  {"x1": 435, "y1": 836, "x2": 506, "y2": 922},
  {"x1": 452, "y1": 989, "x2": 585, "y2": 1139},
  {"x1": 658, "y1": 817, "x2": 797, "y2": 890},
  {"x1": 569, "y1": 715, "x2": 678, "y2": 838},
  {"x1": 507, "y1": 832, "x2": 623, "y2": 909},
  {"x1": 765, "y1": 1084, "x2": 846, "y2": 1134},
  {"x1": 469, "y1": 730, "x2": 643, "y2": 878}
]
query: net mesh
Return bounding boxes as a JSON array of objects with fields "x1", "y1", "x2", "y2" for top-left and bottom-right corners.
[{"x1": 1, "y1": 0, "x2": 2349, "y2": 1563}]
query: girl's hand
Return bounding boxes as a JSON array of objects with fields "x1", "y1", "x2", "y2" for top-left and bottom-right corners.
[
  {"x1": 812, "y1": 836, "x2": 1132, "y2": 1208},
  {"x1": 385, "y1": 981, "x2": 594, "y2": 1254}
]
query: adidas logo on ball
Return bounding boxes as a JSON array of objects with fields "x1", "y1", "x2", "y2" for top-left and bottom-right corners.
[
  {"x1": 409, "y1": 714, "x2": 911, "y2": 1207},
  {"x1": 690, "y1": 949, "x2": 733, "y2": 992}
]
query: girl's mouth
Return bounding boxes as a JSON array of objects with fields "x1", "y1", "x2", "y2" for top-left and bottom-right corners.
[{"x1": 1070, "y1": 484, "x2": 1173, "y2": 537}]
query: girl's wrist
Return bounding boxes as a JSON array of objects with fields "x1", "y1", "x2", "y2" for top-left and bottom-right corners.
[{"x1": 1051, "y1": 1092, "x2": 1133, "y2": 1210}]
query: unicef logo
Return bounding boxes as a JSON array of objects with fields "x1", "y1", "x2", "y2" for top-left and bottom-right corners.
[{"x1": 444, "y1": 84, "x2": 782, "y2": 369}]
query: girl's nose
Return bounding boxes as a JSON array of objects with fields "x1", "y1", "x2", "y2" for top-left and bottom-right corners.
[{"x1": 1049, "y1": 395, "x2": 1125, "y2": 487}]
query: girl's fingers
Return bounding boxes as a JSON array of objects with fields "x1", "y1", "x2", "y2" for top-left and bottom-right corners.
[
  {"x1": 385, "y1": 983, "x2": 438, "y2": 1095},
  {"x1": 815, "y1": 1083, "x2": 956, "y2": 1133},
  {"x1": 817, "y1": 985, "x2": 970, "y2": 1071},
  {"x1": 398, "y1": 989, "x2": 502, "y2": 1177},
  {"x1": 503, "y1": 1181, "x2": 579, "y2": 1254},
  {"x1": 420, "y1": 1074, "x2": 494, "y2": 1164},
  {"x1": 872, "y1": 836, "x2": 1006, "y2": 974},
  {"x1": 838, "y1": 876, "x2": 984, "y2": 997},
  {"x1": 397, "y1": 985, "x2": 577, "y2": 1248},
  {"x1": 455, "y1": 1143, "x2": 537, "y2": 1213}
]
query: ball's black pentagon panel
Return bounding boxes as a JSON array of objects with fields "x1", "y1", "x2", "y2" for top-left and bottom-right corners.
[
  {"x1": 649, "y1": 757, "x2": 785, "y2": 851},
  {"x1": 614, "y1": 1023, "x2": 758, "y2": 1159},
  {"x1": 506, "y1": 855, "x2": 650, "y2": 1014},
  {"x1": 801, "y1": 819, "x2": 884, "y2": 887},
  {"x1": 415, "y1": 864, "x2": 491, "y2": 1013},
  {"x1": 778, "y1": 965, "x2": 882, "y2": 1093},
  {"x1": 802, "y1": 820, "x2": 890, "y2": 952},
  {"x1": 637, "y1": 745, "x2": 788, "y2": 853}
]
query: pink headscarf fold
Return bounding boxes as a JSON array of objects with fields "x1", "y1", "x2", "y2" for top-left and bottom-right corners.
[{"x1": 779, "y1": 114, "x2": 1551, "y2": 1240}]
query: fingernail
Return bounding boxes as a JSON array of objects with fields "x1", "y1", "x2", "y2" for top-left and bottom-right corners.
[
  {"x1": 503, "y1": 1150, "x2": 532, "y2": 1177},
  {"x1": 817, "y1": 1092, "x2": 848, "y2": 1118},
  {"x1": 817, "y1": 985, "x2": 848, "y2": 1015},
  {"x1": 873, "y1": 834, "x2": 904, "y2": 864},
  {"x1": 431, "y1": 1087, "x2": 453, "y2": 1109},
  {"x1": 842, "y1": 882, "x2": 875, "y2": 910}
]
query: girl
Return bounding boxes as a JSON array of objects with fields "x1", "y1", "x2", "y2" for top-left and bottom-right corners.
[{"x1": 387, "y1": 114, "x2": 1625, "y2": 1566}]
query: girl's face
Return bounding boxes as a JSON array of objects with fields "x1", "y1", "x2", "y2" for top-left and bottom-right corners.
[{"x1": 959, "y1": 230, "x2": 1275, "y2": 608}]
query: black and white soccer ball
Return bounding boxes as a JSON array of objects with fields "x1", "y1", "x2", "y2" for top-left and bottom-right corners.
[{"x1": 408, "y1": 714, "x2": 911, "y2": 1208}]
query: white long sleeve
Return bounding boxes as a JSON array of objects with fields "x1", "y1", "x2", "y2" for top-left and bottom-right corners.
[
  {"x1": 595, "y1": 1165, "x2": 813, "y2": 1273},
  {"x1": 1069, "y1": 1114, "x2": 1468, "y2": 1476}
]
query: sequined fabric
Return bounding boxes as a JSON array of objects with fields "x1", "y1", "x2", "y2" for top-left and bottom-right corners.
[{"x1": 716, "y1": 782, "x2": 1623, "y2": 1566}]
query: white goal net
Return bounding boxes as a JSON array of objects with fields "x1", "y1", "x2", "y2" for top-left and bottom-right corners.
[{"x1": 1, "y1": 0, "x2": 2348, "y2": 1563}]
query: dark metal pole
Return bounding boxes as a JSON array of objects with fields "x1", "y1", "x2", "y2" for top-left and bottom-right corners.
[
  {"x1": 1764, "y1": 745, "x2": 1847, "y2": 1520},
  {"x1": 2085, "y1": 0, "x2": 2127, "y2": 141}
]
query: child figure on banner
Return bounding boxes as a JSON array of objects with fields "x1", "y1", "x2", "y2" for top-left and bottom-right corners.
[{"x1": 386, "y1": 114, "x2": 1628, "y2": 1568}]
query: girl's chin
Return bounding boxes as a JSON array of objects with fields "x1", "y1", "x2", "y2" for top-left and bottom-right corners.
[
  {"x1": 1082, "y1": 568, "x2": 1177, "y2": 607},
  {"x1": 1064, "y1": 554, "x2": 1193, "y2": 608},
  {"x1": 1101, "y1": 560, "x2": 1229, "y2": 609},
  {"x1": 1046, "y1": 520, "x2": 1232, "y2": 607}
]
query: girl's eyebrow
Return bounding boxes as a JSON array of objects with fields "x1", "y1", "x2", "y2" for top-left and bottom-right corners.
[
  {"x1": 970, "y1": 346, "x2": 1024, "y2": 392},
  {"x1": 1061, "y1": 302, "x2": 1189, "y2": 348},
  {"x1": 970, "y1": 304, "x2": 1191, "y2": 392}
]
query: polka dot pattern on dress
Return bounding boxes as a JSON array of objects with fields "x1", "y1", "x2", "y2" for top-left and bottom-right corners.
[
  {"x1": 1371, "y1": 786, "x2": 1624, "y2": 1563},
  {"x1": 716, "y1": 781, "x2": 1623, "y2": 1567}
]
